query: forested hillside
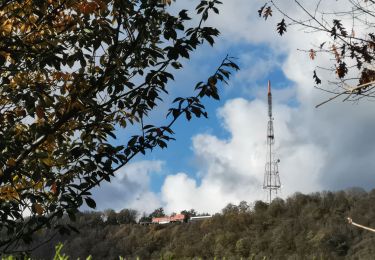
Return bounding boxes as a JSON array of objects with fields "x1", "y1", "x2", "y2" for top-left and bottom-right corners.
[{"x1": 26, "y1": 188, "x2": 375, "y2": 259}]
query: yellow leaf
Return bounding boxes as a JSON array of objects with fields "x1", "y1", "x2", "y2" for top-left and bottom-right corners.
[
  {"x1": 7, "y1": 158, "x2": 16, "y2": 167},
  {"x1": 33, "y1": 203, "x2": 44, "y2": 215},
  {"x1": 29, "y1": 15, "x2": 38, "y2": 24},
  {"x1": 20, "y1": 24, "x2": 30, "y2": 33},
  {"x1": 12, "y1": 175, "x2": 19, "y2": 182},
  {"x1": 0, "y1": 185, "x2": 19, "y2": 200},
  {"x1": 34, "y1": 181, "x2": 44, "y2": 191},
  {"x1": 14, "y1": 124, "x2": 26, "y2": 136},
  {"x1": 1, "y1": 20, "x2": 12, "y2": 34},
  {"x1": 41, "y1": 157, "x2": 54, "y2": 167}
]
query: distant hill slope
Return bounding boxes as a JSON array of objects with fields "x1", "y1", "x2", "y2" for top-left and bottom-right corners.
[{"x1": 27, "y1": 188, "x2": 375, "y2": 259}]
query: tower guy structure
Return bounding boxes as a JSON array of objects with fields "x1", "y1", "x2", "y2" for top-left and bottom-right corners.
[{"x1": 263, "y1": 80, "x2": 281, "y2": 203}]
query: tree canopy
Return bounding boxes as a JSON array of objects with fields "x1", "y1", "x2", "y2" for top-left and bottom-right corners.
[
  {"x1": 0, "y1": 0, "x2": 238, "y2": 252},
  {"x1": 19, "y1": 189, "x2": 375, "y2": 259},
  {"x1": 259, "y1": 0, "x2": 375, "y2": 106}
]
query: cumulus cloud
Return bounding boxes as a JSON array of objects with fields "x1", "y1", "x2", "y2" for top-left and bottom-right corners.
[{"x1": 90, "y1": 160, "x2": 164, "y2": 213}]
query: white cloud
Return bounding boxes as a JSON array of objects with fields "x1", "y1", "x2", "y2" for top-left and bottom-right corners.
[
  {"x1": 91, "y1": 160, "x2": 164, "y2": 213},
  {"x1": 161, "y1": 172, "x2": 238, "y2": 214}
]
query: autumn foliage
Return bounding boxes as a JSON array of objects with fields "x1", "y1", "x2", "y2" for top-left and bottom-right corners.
[{"x1": 0, "y1": 0, "x2": 238, "y2": 252}]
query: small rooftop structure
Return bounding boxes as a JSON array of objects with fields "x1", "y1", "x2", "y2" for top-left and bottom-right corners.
[
  {"x1": 152, "y1": 214, "x2": 186, "y2": 224},
  {"x1": 189, "y1": 215, "x2": 212, "y2": 222}
]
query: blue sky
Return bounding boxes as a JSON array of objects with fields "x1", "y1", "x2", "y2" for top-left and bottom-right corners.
[{"x1": 90, "y1": 0, "x2": 375, "y2": 215}]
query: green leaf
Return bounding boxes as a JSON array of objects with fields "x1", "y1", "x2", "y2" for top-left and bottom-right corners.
[{"x1": 85, "y1": 197, "x2": 96, "y2": 209}]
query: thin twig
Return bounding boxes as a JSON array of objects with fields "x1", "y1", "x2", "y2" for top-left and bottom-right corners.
[
  {"x1": 316, "y1": 91, "x2": 346, "y2": 108},
  {"x1": 347, "y1": 217, "x2": 375, "y2": 233}
]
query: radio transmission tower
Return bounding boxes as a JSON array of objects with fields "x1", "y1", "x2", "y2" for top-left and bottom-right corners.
[{"x1": 263, "y1": 80, "x2": 281, "y2": 203}]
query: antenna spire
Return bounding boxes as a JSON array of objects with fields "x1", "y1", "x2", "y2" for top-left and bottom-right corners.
[
  {"x1": 268, "y1": 80, "x2": 271, "y2": 95},
  {"x1": 267, "y1": 80, "x2": 272, "y2": 118}
]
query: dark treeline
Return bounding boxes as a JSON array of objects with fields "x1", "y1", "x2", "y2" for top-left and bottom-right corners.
[{"x1": 27, "y1": 188, "x2": 375, "y2": 259}]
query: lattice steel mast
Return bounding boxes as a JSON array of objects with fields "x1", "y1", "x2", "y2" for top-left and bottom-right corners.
[{"x1": 263, "y1": 80, "x2": 281, "y2": 203}]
